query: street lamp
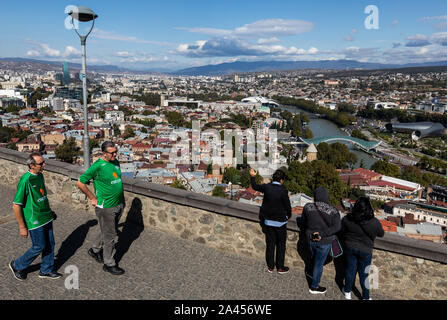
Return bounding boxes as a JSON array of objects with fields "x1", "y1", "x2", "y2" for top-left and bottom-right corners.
[
  {"x1": 228, "y1": 181, "x2": 233, "y2": 200},
  {"x1": 67, "y1": 6, "x2": 98, "y2": 168}
]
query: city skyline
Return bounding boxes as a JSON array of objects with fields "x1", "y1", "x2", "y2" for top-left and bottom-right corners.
[{"x1": 1, "y1": 0, "x2": 447, "y2": 71}]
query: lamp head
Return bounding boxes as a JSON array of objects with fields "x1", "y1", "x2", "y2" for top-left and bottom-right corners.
[{"x1": 68, "y1": 6, "x2": 98, "y2": 22}]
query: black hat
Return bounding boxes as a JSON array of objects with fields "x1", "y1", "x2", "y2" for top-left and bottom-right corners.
[{"x1": 314, "y1": 187, "x2": 329, "y2": 204}]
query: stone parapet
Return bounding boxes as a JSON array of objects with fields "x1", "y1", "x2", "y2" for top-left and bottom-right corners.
[{"x1": 1, "y1": 147, "x2": 446, "y2": 299}]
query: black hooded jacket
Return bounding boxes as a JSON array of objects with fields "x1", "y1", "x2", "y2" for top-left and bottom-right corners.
[
  {"x1": 301, "y1": 187, "x2": 341, "y2": 245},
  {"x1": 302, "y1": 202, "x2": 341, "y2": 245},
  {"x1": 341, "y1": 216, "x2": 384, "y2": 254}
]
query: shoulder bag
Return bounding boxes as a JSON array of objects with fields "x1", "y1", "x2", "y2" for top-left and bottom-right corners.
[{"x1": 315, "y1": 207, "x2": 343, "y2": 258}]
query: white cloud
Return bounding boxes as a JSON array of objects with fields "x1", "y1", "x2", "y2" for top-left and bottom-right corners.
[
  {"x1": 405, "y1": 34, "x2": 430, "y2": 47},
  {"x1": 174, "y1": 37, "x2": 318, "y2": 58},
  {"x1": 63, "y1": 46, "x2": 81, "y2": 58},
  {"x1": 116, "y1": 51, "x2": 132, "y2": 57},
  {"x1": 435, "y1": 22, "x2": 447, "y2": 31},
  {"x1": 431, "y1": 32, "x2": 447, "y2": 46},
  {"x1": 91, "y1": 29, "x2": 174, "y2": 46},
  {"x1": 25, "y1": 40, "x2": 80, "y2": 59},
  {"x1": 177, "y1": 19, "x2": 314, "y2": 39},
  {"x1": 258, "y1": 37, "x2": 280, "y2": 44},
  {"x1": 26, "y1": 50, "x2": 41, "y2": 57},
  {"x1": 420, "y1": 14, "x2": 447, "y2": 22},
  {"x1": 344, "y1": 29, "x2": 358, "y2": 42}
]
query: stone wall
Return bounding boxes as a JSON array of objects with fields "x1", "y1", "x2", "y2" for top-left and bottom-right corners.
[{"x1": 1, "y1": 148, "x2": 447, "y2": 300}]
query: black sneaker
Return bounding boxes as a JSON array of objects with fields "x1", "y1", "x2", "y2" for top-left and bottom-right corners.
[
  {"x1": 38, "y1": 271, "x2": 63, "y2": 279},
  {"x1": 309, "y1": 286, "x2": 327, "y2": 294},
  {"x1": 277, "y1": 267, "x2": 289, "y2": 274},
  {"x1": 103, "y1": 265, "x2": 125, "y2": 276},
  {"x1": 88, "y1": 248, "x2": 103, "y2": 263},
  {"x1": 267, "y1": 267, "x2": 274, "y2": 273},
  {"x1": 9, "y1": 260, "x2": 26, "y2": 281}
]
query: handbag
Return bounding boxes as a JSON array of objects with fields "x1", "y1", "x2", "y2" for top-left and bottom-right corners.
[{"x1": 315, "y1": 207, "x2": 343, "y2": 258}]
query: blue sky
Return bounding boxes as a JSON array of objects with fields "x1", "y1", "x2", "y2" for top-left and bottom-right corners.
[{"x1": 1, "y1": 0, "x2": 447, "y2": 71}]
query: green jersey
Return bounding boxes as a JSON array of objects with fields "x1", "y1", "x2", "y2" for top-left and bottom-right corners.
[
  {"x1": 79, "y1": 158, "x2": 124, "y2": 209},
  {"x1": 13, "y1": 171, "x2": 53, "y2": 230}
]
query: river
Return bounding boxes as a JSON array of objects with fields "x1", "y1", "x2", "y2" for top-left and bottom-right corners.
[{"x1": 279, "y1": 105, "x2": 377, "y2": 169}]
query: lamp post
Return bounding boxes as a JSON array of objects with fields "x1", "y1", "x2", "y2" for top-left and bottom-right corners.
[
  {"x1": 228, "y1": 181, "x2": 233, "y2": 200},
  {"x1": 67, "y1": 6, "x2": 98, "y2": 168}
]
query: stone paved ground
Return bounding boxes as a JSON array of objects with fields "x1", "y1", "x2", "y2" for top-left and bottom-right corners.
[{"x1": 0, "y1": 185, "x2": 392, "y2": 300}]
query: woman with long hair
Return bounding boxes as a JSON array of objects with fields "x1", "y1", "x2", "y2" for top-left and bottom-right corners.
[{"x1": 341, "y1": 196, "x2": 384, "y2": 300}]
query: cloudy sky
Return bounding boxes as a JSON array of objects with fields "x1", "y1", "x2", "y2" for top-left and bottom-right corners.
[{"x1": 1, "y1": 0, "x2": 447, "y2": 71}]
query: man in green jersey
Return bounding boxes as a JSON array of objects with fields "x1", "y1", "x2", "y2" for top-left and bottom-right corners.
[
  {"x1": 77, "y1": 141, "x2": 125, "y2": 275},
  {"x1": 9, "y1": 152, "x2": 62, "y2": 281}
]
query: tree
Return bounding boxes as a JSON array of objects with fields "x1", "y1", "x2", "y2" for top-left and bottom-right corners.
[
  {"x1": 113, "y1": 124, "x2": 121, "y2": 137},
  {"x1": 303, "y1": 128, "x2": 314, "y2": 139},
  {"x1": 337, "y1": 102, "x2": 356, "y2": 114},
  {"x1": 222, "y1": 167, "x2": 241, "y2": 185},
  {"x1": 166, "y1": 111, "x2": 184, "y2": 127},
  {"x1": 240, "y1": 168, "x2": 262, "y2": 188},
  {"x1": 291, "y1": 115, "x2": 302, "y2": 138},
  {"x1": 351, "y1": 129, "x2": 368, "y2": 141},
  {"x1": 317, "y1": 142, "x2": 357, "y2": 169},
  {"x1": 283, "y1": 160, "x2": 348, "y2": 205},
  {"x1": 170, "y1": 179, "x2": 187, "y2": 190},
  {"x1": 55, "y1": 138, "x2": 81, "y2": 164},
  {"x1": 371, "y1": 160, "x2": 400, "y2": 177}
]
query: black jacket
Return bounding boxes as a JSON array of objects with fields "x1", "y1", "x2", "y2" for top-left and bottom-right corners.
[
  {"x1": 301, "y1": 202, "x2": 341, "y2": 245},
  {"x1": 341, "y1": 216, "x2": 385, "y2": 254},
  {"x1": 250, "y1": 177, "x2": 291, "y2": 223}
]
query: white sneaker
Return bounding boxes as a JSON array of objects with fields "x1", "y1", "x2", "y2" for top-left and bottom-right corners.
[{"x1": 342, "y1": 288, "x2": 352, "y2": 300}]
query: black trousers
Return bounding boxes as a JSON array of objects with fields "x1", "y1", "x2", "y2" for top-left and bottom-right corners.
[{"x1": 264, "y1": 224, "x2": 287, "y2": 269}]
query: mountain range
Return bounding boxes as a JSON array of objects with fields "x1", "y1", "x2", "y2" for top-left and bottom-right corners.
[
  {"x1": 2, "y1": 57, "x2": 447, "y2": 76},
  {"x1": 173, "y1": 59, "x2": 447, "y2": 76}
]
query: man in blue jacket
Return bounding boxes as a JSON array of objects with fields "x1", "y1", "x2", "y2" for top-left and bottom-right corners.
[{"x1": 250, "y1": 168, "x2": 291, "y2": 274}]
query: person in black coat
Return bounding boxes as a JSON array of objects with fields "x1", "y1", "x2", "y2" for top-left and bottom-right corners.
[
  {"x1": 250, "y1": 168, "x2": 291, "y2": 274},
  {"x1": 341, "y1": 196, "x2": 384, "y2": 300},
  {"x1": 301, "y1": 187, "x2": 341, "y2": 294}
]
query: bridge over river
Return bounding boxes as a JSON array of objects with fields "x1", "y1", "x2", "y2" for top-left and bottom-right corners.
[{"x1": 300, "y1": 135, "x2": 382, "y2": 152}]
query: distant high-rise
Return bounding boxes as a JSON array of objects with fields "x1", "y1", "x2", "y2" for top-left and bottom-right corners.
[{"x1": 62, "y1": 62, "x2": 71, "y2": 85}]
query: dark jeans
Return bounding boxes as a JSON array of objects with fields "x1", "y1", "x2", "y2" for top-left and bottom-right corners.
[
  {"x1": 93, "y1": 204, "x2": 124, "y2": 267},
  {"x1": 264, "y1": 224, "x2": 287, "y2": 269},
  {"x1": 308, "y1": 241, "x2": 332, "y2": 288},
  {"x1": 343, "y1": 246, "x2": 373, "y2": 300},
  {"x1": 14, "y1": 222, "x2": 55, "y2": 274}
]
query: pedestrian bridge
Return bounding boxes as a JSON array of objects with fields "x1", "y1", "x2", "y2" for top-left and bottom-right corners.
[{"x1": 300, "y1": 135, "x2": 381, "y2": 151}]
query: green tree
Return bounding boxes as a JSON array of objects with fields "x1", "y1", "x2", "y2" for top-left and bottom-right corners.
[
  {"x1": 212, "y1": 186, "x2": 227, "y2": 198},
  {"x1": 55, "y1": 138, "x2": 81, "y2": 164},
  {"x1": 371, "y1": 160, "x2": 400, "y2": 177},
  {"x1": 170, "y1": 179, "x2": 187, "y2": 190},
  {"x1": 222, "y1": 167, "x2": 241, "y2": 185},
  {"x1": 303, "y1": 128, "x2": 314, "y2": 139},
  {"x1": 166, "y1": 111, "x2": 184, "y2": 127}
]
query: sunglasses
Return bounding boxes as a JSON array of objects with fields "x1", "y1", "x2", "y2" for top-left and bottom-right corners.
[
  {"x1": 35, "y1": 161, "x2": 46, "y2": 166},
  {"x1": 105, "y1": 150, "x2": 118, "y2": 155}
]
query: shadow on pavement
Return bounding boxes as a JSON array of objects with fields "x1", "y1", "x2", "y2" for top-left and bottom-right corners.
[
  {"x1": 53, "y1": 219, "x2": 98, "y2": 272},
  {"x1": 114, "y1": 197, "x2": 144, "y2": 264}
]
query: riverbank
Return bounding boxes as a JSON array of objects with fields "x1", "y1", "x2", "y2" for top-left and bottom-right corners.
[{"x1": 278, "y1": 104, "x2": 378, "y2": 169}]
